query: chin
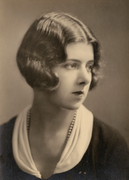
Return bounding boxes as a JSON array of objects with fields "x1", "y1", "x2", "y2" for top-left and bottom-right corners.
[{"x1": 62, "y1": 102, "x2": 83, "y2": 111}]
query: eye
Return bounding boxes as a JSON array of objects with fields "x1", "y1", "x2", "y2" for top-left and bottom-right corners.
[
  {"x1": 86, "y1": 63, "x2": 94, "y2": 72},
  {"x1": 64, "y1": 63, "x2": 79, "y2": 70}
]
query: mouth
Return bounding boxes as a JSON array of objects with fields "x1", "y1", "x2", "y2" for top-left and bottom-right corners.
[{"x1": 72, "y1": 91, "x2": 84, "y2": 96}]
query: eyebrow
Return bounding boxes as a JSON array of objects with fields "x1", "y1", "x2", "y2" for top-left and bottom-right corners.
[{"x1": 66, "y1": 59, "x2": 94, "y2": 63}]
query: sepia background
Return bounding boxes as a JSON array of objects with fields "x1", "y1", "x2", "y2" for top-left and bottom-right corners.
[{"x1": 0, "y1": 0, "x2": 129, "y2": 145}]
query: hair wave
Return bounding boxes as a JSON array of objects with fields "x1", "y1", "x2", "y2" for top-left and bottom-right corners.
[{"x1": 17, "y1": 12, "x2": 103, "y2": 91}]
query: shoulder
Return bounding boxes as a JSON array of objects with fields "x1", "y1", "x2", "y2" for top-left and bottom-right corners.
[
  {"x1": 87, "y1": 117, "x2": 129, "y2": 179},
  {"x1": 92, "y1": 117, "x2": 128, "y2": 148},
  {"x1": 0, "y1": 116, "x2": 17, "y2": 127},
  {"x1": 0, "y1": 117, "x2": 17, "y2": 154},
  {"x1": 91, "y1": 117, "x2": 129, "y2": 158},
  {"x1": 0, "y1": 116, "x2": 36, "y2": 180},
  {"x1": 0, "y1": 117, "x2": 17, "y2": 137}
]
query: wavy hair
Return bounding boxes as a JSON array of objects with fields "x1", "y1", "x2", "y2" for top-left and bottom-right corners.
[{"x1": 17, "y1": 12, "x2": 102, "y2": 91}]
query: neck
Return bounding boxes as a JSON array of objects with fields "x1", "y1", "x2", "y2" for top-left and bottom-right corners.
[{"x1": 30, "y1": 90, "x2": 75, "y2": 135}]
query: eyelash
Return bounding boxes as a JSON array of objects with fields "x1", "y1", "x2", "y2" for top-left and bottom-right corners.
[
  {"x1": 64, "y1": 63, "x2": 94, "y2": 71},
  {"x1": 87, "y1": 64, "x2": 94, "y2": 71},
  {"x1": 64, "y1": 63, "x2": 79, "y2": 69}
]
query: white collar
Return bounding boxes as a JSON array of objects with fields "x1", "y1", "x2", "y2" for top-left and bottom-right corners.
[{"x1": 12, "y1": 105, "x2": 93, "y2": 179}]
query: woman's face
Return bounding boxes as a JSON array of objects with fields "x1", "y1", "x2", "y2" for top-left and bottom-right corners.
[{"x1": 46, "y1": 42, "x2": 94, "y2": 110}]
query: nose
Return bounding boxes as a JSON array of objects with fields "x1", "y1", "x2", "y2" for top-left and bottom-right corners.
[{"x1": 77, "y1": 67, "x2": 91, "y2": 85}]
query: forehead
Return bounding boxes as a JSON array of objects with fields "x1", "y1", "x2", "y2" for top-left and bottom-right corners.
[{"x1": 65, "y1": 42, "x2": 94, "y2": 62}]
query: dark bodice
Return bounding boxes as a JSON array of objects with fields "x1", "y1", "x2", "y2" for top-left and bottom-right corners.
[{"x1": 0, "y1": 117, "x2": 129, "y2": 180}]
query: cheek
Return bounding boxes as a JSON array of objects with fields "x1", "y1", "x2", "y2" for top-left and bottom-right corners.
[
  {"x1": 57, "y1": 71, "x2": 75, "y2": 83},
  {"x1": 60, "y1": 77, "x2": 76, "y2": 91},
  {"x1": 57, "y1": 81, "x2": 71, "y2": 95},
  {"x1": 55, "y1": 76, "x2": 75, "y2": 96}
]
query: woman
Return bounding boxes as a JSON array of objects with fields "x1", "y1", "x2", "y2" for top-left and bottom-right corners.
[{"x1": 0, "y1": 12, "x2": 129, "y2": 180}]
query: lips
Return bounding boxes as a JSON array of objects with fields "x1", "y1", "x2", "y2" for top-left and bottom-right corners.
[{"x1": 72, "y1": 91, "x2": 84, "y2": 95}]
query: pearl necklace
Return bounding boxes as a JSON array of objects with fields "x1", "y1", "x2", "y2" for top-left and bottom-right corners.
[{"x1": 27, "y1": 109, "x2": 76, "y2": 142}]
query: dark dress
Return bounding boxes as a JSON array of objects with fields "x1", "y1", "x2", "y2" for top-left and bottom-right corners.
[{"x1": 0, "y1": 117, "x2": 129, "y2": 180}]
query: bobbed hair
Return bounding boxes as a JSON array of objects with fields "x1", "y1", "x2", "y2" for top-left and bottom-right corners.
[{"x1": 17, "y1": 12, "x2": 102, "y2": 91}]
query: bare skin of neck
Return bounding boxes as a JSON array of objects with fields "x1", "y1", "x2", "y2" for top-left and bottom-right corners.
[{"x1": 28, "y1": 89, "x2": 75, "y2": 179}]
